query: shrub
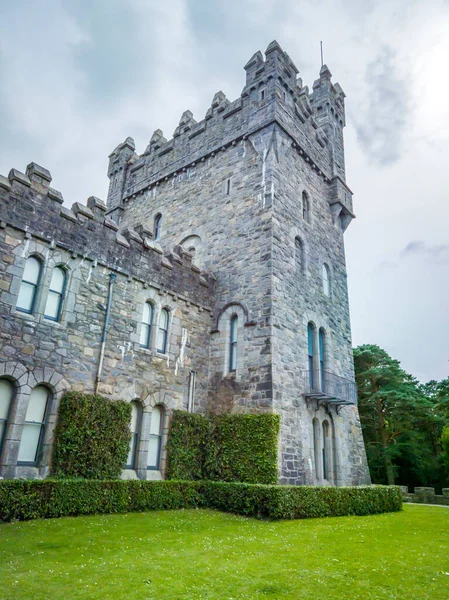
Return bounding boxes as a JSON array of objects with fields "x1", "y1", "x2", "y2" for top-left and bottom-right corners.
[
  {"x1": 52, "y1": 392, "x2": 131, "y2": 479},
  {"x1": 442, "y1": 425, "x2": 449, "y2": 477},
  {"x1": 166, "y1": 412, "x2": 280, "y2": 484},
  {"x1": 165, "y1": 411, "x2": 209, "y2": 480},
  {"x1": 0, "y1": 479, "x2": 402, "y2": 523}
]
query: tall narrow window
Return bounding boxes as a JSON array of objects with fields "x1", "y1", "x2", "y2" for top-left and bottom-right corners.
[
  {"x1": 323, "y1": 263, "x2": 330, "y2": 296},
  {"x1": 18, "y1": 385, "x2": 50, "y2": 465},
  {"x1": 302, "y1": 191, "x2": 310, "y2": 224},
  {"x1": 295, "y1": 237, "x2": 304, "y2": 273},
  {"x1": 126, "y1": 401, "x2": 140, "y2": 469},
  {"x1": 0, "y1": 379, "x2": 14, "y2": 452},
  {"x1": 156, "y1": 309, "x2": 169, "y2": 354},
  {"x1": 319, "y1": 328, "x2": 326, "y2": 392},
  {"x1": 229, "y1": 315, "x2": 238, "y2": 372},
  {"x1": 307, "y1": 323, "x2": 315, "y2": 389},
  {"x1": 140, "y1": 302, "x2": 153, "y2": 349},
  {"x1": 17, "y1": 256, "x2": 41, "y2": 313},
  {"x1": 322, "y1": 421, "x2": 329, "y2": 480},
  {"x1": 154, "y1": 214, "x2": 162, "y2": 241},
  {"x1": 313, "y1": 418, "x2": 320, "y2": 479},
  {"x1": 148, "y1": 405, "x2": 163, "y2": 470},
  {"x1": 44, "y1": 266, "x2": 66, "y2": 321},
  {"x1": 226, "y1": 178, "x2": 231, "y2": 196}
]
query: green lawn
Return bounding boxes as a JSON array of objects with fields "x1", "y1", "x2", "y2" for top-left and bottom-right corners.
[{"x1": 1, "y1": 505, "x2": 448, "y2": 599}]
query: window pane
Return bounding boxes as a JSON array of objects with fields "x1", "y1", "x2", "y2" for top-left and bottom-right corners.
[
  {"x1": 50, "y1": 268, "x2": 65, "y2": 293},
  {"x1": 127, "y1": 433, "x2": 137, "y2": 467},
  {"x1": 25, "y1": 386, "x2": 49, "y2": 423},
  {"x1": 17, "y1": 281, "x2": 35, "y2": 312},
  {"x1": 319, "y1": 331, "x2": 325, "y2": 361},
  {"x1": 140, "y1": 323, "x2": 150, "y2": 347},
  {"x1": 142, "y1": 302, "x2": 152, "y2": 325},
  {"x1": 44, "y1": 290, "x2": 60, "y2": 319},
  {"x1": 0, "y1": 421, "x2": 5, "y2": 445},
  {"x1": 156, "y1": 329, "x2": 167, "y2": 353},
  {"x1": 230, "y1": 344, "x2": 237, "y2": 371},
  {"x1": 308, "y1": 324, "x2": 314, "y2": 355},
  {"x1": 150, "y1": 407, "x2": 161, "y2": 435},
  {"x1": 159, "y1": 309, "x2": 168, "y2": 330},
  {"x1": 0, "y1": 380, "x2": 13, "y2": 420},
  {"x1": 130, "y1": 402, "x2": 139, "y2": 434},
  {"x1": 230, "y1": 316, "x2": 238, "y2": 342},
  {"x1": 147, "y1": 435, "x2": 160, "y2": 468},
  {"x1": 18, "y1": 423, "x2": 41, "y2": 463},
  {"x1": 23, "y1": 257, "x2": 40, "y2": 284}
]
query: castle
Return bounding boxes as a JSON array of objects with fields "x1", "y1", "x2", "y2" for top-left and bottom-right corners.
[{"x1": 0, "y1": 41, "x2": 370, "y2": 485}]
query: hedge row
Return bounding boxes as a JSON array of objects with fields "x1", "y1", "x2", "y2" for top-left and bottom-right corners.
[
  {"x1": 0, "y1": 479, "x2": 403, "y2": 522},
  {"x1": 166, "y1": 411, "x2": 280, "y2": 484},
  {"x1": 52, "y1": 392, "x2": 131, "y2": 479}
]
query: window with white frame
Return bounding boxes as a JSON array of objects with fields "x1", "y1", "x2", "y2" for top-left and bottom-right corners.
[
  {"x1": 156, "y1": 309, "x2": 169, "y2": 353},
  {"x1": 229, "y1": 315, "x2": 238, "y2": 372},
  {"x1": 17, "y1": 385, "x2": 50, "y2": 465},
  {"x1": 126, "y1": 401, "x2": 140, "y2": 469},
  {"x1": 147, "y1": 405, "x2": 163, "y2": 470},
  {"x1": 44, "y1": 266, "x2": 66, "y2": 321},
  {"x1": 140, "y1": 302, "x2": 154, "y2": 349},
  {"x1": 154, "y1": 214, "x2": 162, "y2": 241},
  {"x1": 0, "y1": 379, "x2": 14, "y2": 452},
  {"x1": 17, "y1": 256, "x2": 42, "y2": 313},
  {"x1": 322, "y1": 263, "x2": 331, "y2": 296}
]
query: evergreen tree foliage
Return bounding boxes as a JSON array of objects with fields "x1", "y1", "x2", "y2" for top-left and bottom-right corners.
[{"x1": 354, "y1": 344, "x2": 447, "y2": 489}]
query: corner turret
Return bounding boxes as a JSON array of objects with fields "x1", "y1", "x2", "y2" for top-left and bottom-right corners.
[{"x1": 106, "y1": 137, "x2": 136, "y2": 224}]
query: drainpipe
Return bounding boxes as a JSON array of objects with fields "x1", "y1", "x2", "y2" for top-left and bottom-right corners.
[
  {"x1": 187, "y1": 370, "x2": 196, "y2": 412},
  {"x1": 95, "y1": 272, "x2": 117, "y2": 394}
]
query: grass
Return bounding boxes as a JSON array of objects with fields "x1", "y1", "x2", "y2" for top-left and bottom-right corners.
[{"x1": 0, "y1": 505, "x2": 448, "y2": 599}]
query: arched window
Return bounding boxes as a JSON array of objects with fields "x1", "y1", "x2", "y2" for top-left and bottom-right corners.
[
  {"x1": 302, "y1": 191, "x2": 311, "y2": 224},
  {"x1": 313, "y1": 418, "x2": 320, "y2": 479},
  {"x1": 322, "y1": 421, "x2": 329, "y2": 480},
  {"x1": 140, "y1": 302, "x2": 153, "y2": 349},
  {"x1": 126, "y1": 401, "x2": 140, "y2": 469},
  {"x1": 156, "y1": 309, "x2": 169, "y2": 354},
  {"x1": 154, "y1": 214, "x2": 162, "y2": 241},
  {"x1": 0, "y1": 379, "x2": 14, "y2": 453},
  {"x1": 319, "y1": 328, "x2": 326, "y2": 392},
  {"x1": 147, "y1": 405, "x2": 164, "y2": 470},
  {"x1": 17, "y1": 256, "x2": 42, "y2": 313},
  {"x1": 18, "y1": 385, "x2": 50, "y2": 465},
  {"x1": 44, "y1": 266, "x2": 66, "y2": 321},
  {"x1": 323, "y1": 263, "x2": 330, "y2": 296},
  {"x1": 229, "y1": 315, "x2": 238, "y2": 372},
  {"x1": 295, "y1": 237, "x2": 304, "y2": 273},
  {"x1": 307, "y1": 323, "x2": 315, "y2": 389}
]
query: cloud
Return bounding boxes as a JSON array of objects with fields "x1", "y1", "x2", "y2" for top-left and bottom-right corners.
[
  {"x1": 402, "y1": 240, "x2": 449, "y2": 263},
  {"x1": 353, "y1": 46, "x2": 409, "y2": 166}
]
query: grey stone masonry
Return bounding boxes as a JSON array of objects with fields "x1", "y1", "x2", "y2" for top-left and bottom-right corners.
[
  {"x1": 0, "y1": 40, "x2": 370, "y2": 486},
  {"x1": 0, "y1": 165, "x2": 214, "y2": 480}
]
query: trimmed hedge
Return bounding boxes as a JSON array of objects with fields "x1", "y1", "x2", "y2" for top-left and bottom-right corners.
[
  {"x1": 166, "y1": 411, "x2": 280, "y2": 484},
  {"x1": 52, "y1": 392, "x2": 131, "y2": 479},
  {"x1": 165, "y1": 412, "x2": 209, "y2": 480},
  {"x1": 0, "y1": 479, "x2": 403, "y2": 522}
]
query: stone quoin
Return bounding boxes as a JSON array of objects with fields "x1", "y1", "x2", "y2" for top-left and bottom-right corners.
[{"x1": 0, "y1": 41, "x2": 370, "y2": 485}]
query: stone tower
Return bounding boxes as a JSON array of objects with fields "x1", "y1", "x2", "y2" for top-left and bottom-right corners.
[{"x1": 107, "y1": 41, "x2": 370, "y2": 486}]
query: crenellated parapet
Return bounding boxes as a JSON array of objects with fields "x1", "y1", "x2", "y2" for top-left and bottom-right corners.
[
  {"x1": 105, "y1": 41, "x2": 351, "y2": 218},
  {"x1": 0, "y1": 163, "x2": 215, "y2": 309}
]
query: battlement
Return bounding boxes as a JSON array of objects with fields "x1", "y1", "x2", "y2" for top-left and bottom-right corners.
[
  {"x1": 0, "y1": 163, "x2": 215, "y2": 309},
  {"x1": 106, "y1": 41, "x2": 349, "y2": 215}
]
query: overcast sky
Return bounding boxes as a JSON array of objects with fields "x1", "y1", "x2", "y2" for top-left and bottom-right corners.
[{"x1": 1, "y1": 0, "x2": 448, "y2": 382}]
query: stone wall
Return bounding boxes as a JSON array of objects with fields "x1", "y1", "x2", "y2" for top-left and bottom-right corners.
[
  {"x1": 402, "y1": 487, "x2": 449, "y2": 506},
  {"x1": 0, "y1": 164, "x2": 214, "y2": 480}
]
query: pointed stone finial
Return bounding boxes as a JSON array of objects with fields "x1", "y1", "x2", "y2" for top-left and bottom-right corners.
[
  {"x1": 319, "y1": 64, "x2": 332, "y2": 80},
  {"x1": 179, "y1": 110, "x2": 195, "y2": 126},
  {"x1": 122, "y1": 136, "x2": 135, "y2": 151},
  {"x1": 265, "y1": 40, "x2": 283, "y2": 56},
  {"x1": 150, "y1": 129, "x2": 164, "y2": 143},
  {"x1": 211, "y1": 91, "x2": 226, "y2": 108},
  {"x1": 244, "y1": 51, "x2": 264, "y2": 71}
]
